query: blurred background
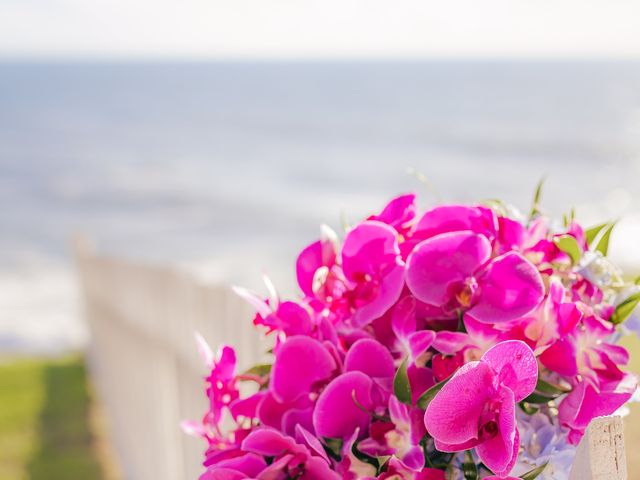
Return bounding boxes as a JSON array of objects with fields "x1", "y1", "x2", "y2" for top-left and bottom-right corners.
[{"x1": 2, "y1": 1, "x2": 640, "y2": 479}]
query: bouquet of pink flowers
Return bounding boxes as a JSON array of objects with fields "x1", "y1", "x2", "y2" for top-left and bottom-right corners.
[{"x1": 185, "y1": 191, "x2": 639, "y2": 480}]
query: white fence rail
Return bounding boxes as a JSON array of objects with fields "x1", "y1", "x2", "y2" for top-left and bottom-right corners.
[
  {"x1": 74, "y1": 241, "x2": 265, "y2": 480},
  {"x1": 74, "y1": 242, "x2": 627, "y2": 480}
]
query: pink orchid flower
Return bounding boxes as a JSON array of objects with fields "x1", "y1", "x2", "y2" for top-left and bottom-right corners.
[
  {"x1": 515, "y1": 279, "x2": 582, "y2": 354},
  {"x1": 367, "y1": 193, "x2": 417, "y2": 238},
  {"x1": 233, "y1": 279, "x2": 317, "y2": 342},
  {"x1": 539, "y1": 313, "x2": 629, "y2": 387},
  {"x1": 241, "y1": 428, "x2": 341, "y2": 480},
  {"x1": 391, "y1": 296, "x2": 436, "y2": 365},
  {"x1": 359, "y1": 395, "x2": 426, "y2": 470},
  {"x1": 424, "y1": 340, "x2": 538, "y2": 477},
  {"x1": 344, "y1": 337, "x2": 396, "y2": 380},
  {"x1": 376, "y1": 457, "x2": 446, "y2": 480},
  {"x1": 256, "y1": 335, "x2": 336, "y2": 436},
  {"x1": 254, "y1": 300, "x2": 313, "y2": 337},
  {"x1": 526, "y1": 221, "x2": 588, "y2": 270},
  {"x1": 270, "y1": 335, "x2": 336, "y2": 403},
  {"x1": 558, "y1": 373, "x2": 637, "y2": 445},
  {"x1": 432, "y1": 315, "x2": 507, "y2": 364},
  {"x1": 297, "y1": 221, "x2": 406, "y2": 327},
  {"x1": 200, "y1": 468, "x2": 250, "y2": 480},
  {"x1": 406, "y1": 230, "x2": 544, "y2": 323},
  {"x1": 296, "y1": 225, "x2": 339, "y2": 298},
  {"x1": 335, "y1": 428, "x2": 379, "y2": 479},
  {"x1": 194, "y1": 337, "x2": 239, "y2": 434},
  {"x1": 313, "y1": 371, "x2": 385, "y2": 440},
  {"x1": 200, "y1": 450, "x2": 266, "y2": 479},
  {"x1": 341, "y1": 221, "x2": 407, "y2": 327},
  {"x1": 412, "y1": 205, "x2": 498, "y2": 243}
]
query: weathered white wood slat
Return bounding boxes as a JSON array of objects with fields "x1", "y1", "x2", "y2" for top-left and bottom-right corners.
[
  {"x1": 569, "y1": 415, "x2": 627, "y2": 480},
  {"x1": 73, "y1": 240, "x2": 629, "y2": 480},
  {"x1": 74, "y1": 239, "x2": 267, "y2": 480}
]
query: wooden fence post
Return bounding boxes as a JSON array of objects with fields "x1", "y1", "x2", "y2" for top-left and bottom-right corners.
[
  {"x1": 569, "y1": 415, "x2": 627, "y2": 480},
  {"x1": 73, "y1": 240, "x2": 268, "y2": 480}
]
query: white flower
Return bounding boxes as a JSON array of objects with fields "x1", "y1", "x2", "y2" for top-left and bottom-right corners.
[{"x1": 577, "y1": 251, "x2": 623, "y2": 290}]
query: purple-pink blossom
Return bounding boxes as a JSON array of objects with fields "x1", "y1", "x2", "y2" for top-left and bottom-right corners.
[
  {"x1": 186, "y1": 193, "x2": 638, "y2": 479},
  {"x1": 424, "y1": 341, "x2": 538, "y2": 477}
]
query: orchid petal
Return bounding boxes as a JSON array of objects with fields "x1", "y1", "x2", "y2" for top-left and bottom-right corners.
[
  {"x1": 181, "y1": 419, "x2": 206, "y2": 438},
  {"x1": 475, "y1": 386, "x2": 518, "y2": 475},
  {"x1": 282, "y1": 407, "x2": 315, "y2": 437},
  {"x1": 257, "y1": 391, "x2": 310, "y2": 431},
  {"x1": 200, "y1": 468, "x2": 248, "y2": 480},
  {"x1": 302, "y1": 456, "x2": 343, "y2": 480},
  {"x1": 407, "y1": 330, "x2": 436, "y2": 363},
  {"x1": 313, "y1": 371, "x2": 375, "y2": 440},
  {"x1": 414, "y1": 205, "x2": 497, "y2": 240},
  {"x1": 296, "y1": 239, "x2": 336, "y2": 297},
  {"x1": 539, "y1": 338, "x2": 578, "y2": 377},
  {"x1": 407, "y1": 231, "x2": 492, "y2": 306},
  {"x1": 496, "y1": 216, "x2": 525, "y2": 253},
  {"x1": 194, "y1": 331, "x2": 215, "y2": 368},
  {"x1": 271, "y1": 336, "x2": 336, "y2": 403},
  {"x1": 342, "y1": 221, "x2": 402, "y2": 279},
  {"x1": 215, "y1": 453, "x2": 267, "y2": 477},
  {"x1": 342, "y1": 221, "x2": 406, "y2": 326},
  {"x1": 232, "y1": 286, "x2": 272, "y2": 318},
  {"x1": 481, "y1": 340, "x2": 537, "y2": 402},
  {"x1": 368, "y1": 193, "x2": 417, "y2": 232},
  {"x1": 407, "y1": 364, "x2": 436, "y2": 405},
  {"x1": 215, "y1": 345, "x2": 237, "y2": 379},
  {"x1": 344, "y1": 338, "x2": 395, "y2": 378},
  {"x1": 229, "y1": 391, "x2": 267, "y2": 421},
  {"x1": 559, "y1": 374, "x2": 637, "y2": 444},
  {"x1": 391, "y1": 295, "x2": 417, "y2": 340},
  {"x1": 432, "y1": 331, "x2": 471, "y2": 355},
  {"x1": 424, "y1": 361, "x2": 494, "y2": 445},
  {"x1": 295, "y1": 425, "x2": 330, "y2": 463},
  {"x1": 241, "y1": 428, "x2": 299, "y2": 457},
  {"x1": 470, "y1": 252, "x2": 544, "y2": 323}
]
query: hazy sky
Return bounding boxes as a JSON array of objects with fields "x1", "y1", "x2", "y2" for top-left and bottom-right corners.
[{"x1": 2, "y1": 0, "x2": 640, "y2": 59}]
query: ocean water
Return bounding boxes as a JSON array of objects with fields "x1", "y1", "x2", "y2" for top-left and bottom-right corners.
[{"x1": 2, "y1": 60, "x2": 640, "y2": 352}]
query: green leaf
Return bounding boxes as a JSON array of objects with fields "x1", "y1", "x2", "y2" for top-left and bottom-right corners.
[
  {"x1": 393, "y1": 357, "x2": 412, "y2": 405},
  {"x1": 535, "y1": 377, "x2": 570, "y2": 395},
  {"x1": 522, "y1": 392, "x2": 555, "y2": 404},
  {"x1": 520, "y1": 377, "x2": 568, "y2": 405},
  {"x1": 375, "y1": 455, "x2": 391, "y2": 471},
  {"x1": 594, "y1": 222, "x2": 616, "y2": 256},
  {"x1": 635, "y1": 276, "x2": 640, "y2": 285},
  {"x1": 529, "y1": 177, "x2": 546, "y2": 219},
  {"x1": 463, "y1": 450, "x2": 478, "y2": 480},
  {"x1": 323, "y1": 437, "x2": 343, "y2": 459},
  {"x1": 241, "y1": 363, "x2": 272, "y2": 377},
  {"x1": 553, "y1": 234, "x2": 581, "y2": 264},
  {"x1": 520, "y1": 462, "x2": 548, "y2": 480},
  {"x1": 416, "y1": 376, "x2": 449, "y2": 410},
  {"x1": 585, "y1": 223, "x2": 607, "y2": 247},
  {"x1": 519, "y1": 401, "x2": 540, "y2": 415},
  {"x1": 611, "y1": 292, "x2": 640, "y2": 325}
]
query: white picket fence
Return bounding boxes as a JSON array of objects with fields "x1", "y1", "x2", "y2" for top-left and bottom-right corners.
[
  {"x1": 74, "y1": 240, "x2": 266, "y2": 480},
  {"x1": 74, "y1": 241, "x2": 628, "y2": 480}
]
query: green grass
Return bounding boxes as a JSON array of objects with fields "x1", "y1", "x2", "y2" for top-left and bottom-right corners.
[{"x1": 0, "y1": 356, "x2": 105, "y2": 480}]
